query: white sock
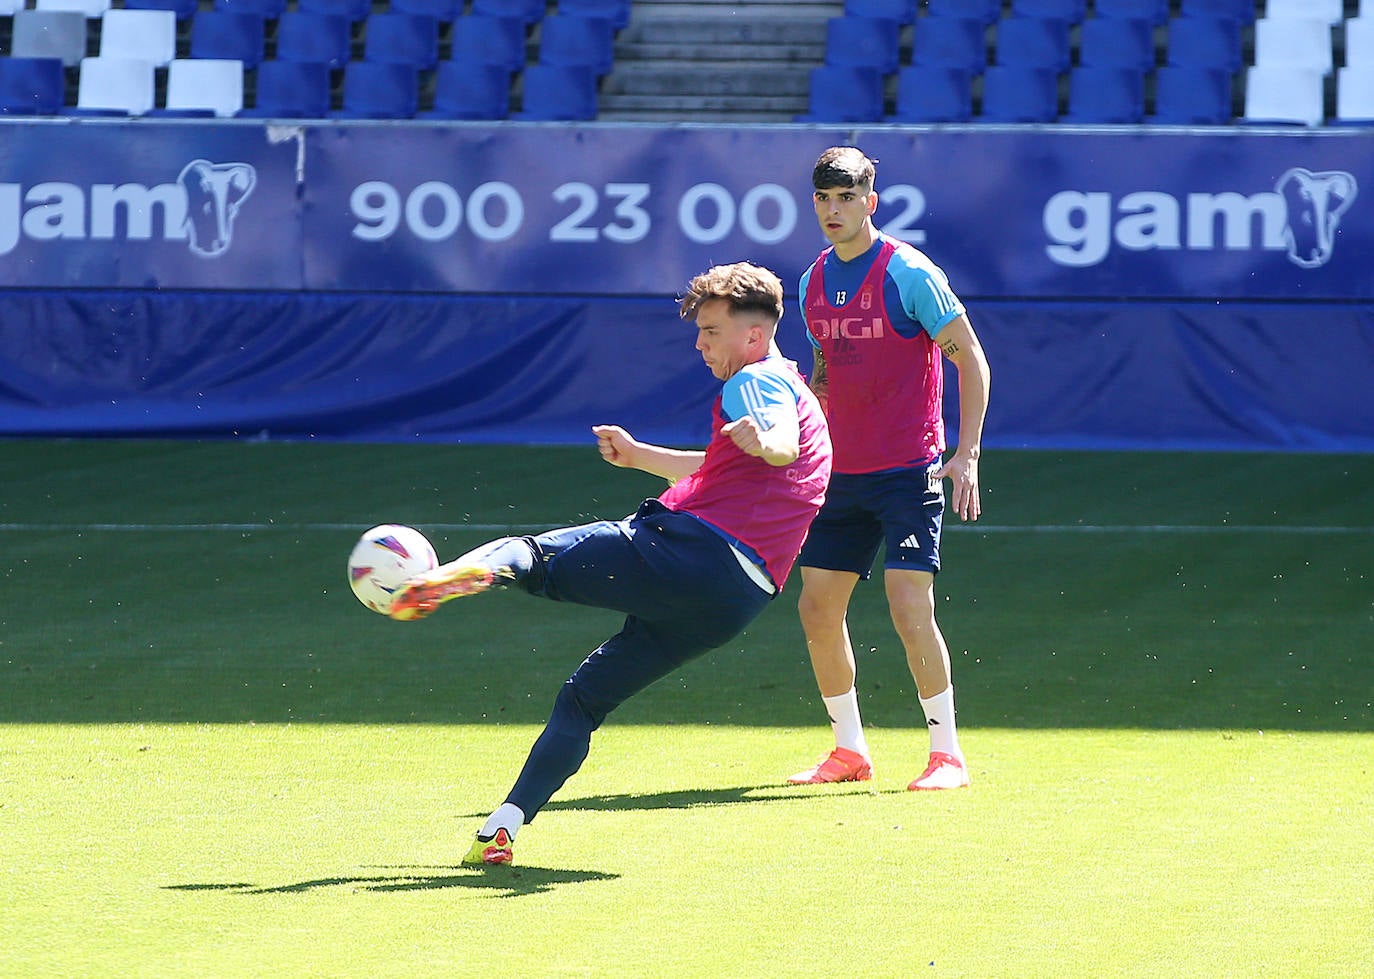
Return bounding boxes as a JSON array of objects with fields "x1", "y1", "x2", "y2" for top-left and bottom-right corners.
[
  {"x1": 919, "y1": 686, "x2": 961, "y2": 758},
  {"x1": 823, "y1": 688, "x2": 869, "y2": 757},
  {"x1": 480, "y1": 802, "x2": 525, "y2": 840}
]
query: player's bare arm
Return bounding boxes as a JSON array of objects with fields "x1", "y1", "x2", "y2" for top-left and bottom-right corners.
[
  {"x1": 933, "y1": 314, "x2": 991, "y2": 522},
  {"x1": 810, "y1": 347, "x2": 829, "y2": 412},
  {"x1": 722, "y1": 412, "x2": 801, "y2": 467},
  {"x1": 592, "y1": 425, "x2": 704, "y2": 484}
]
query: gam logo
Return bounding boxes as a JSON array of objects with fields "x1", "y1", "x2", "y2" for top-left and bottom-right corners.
[
  {"x1": 1043, "y1": 167, "x2": 1358, "y2": 270},
  {"x1": 0, "y1": 159, "x2": 256, "y2": 259}
]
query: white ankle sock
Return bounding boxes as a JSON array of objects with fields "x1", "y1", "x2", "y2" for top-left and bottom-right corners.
[
  {"x1": 480, "y1": 802, "x2": 525, "y2": 840},
  {"x1": 919, "y1": 686, "x2": 961, "y2": 757},
  {"x1": 823, "y1": 688, "x2": 869, "y2": 757}
]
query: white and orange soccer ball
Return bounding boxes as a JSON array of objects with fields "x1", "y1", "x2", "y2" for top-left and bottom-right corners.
[{"x1": 347, "y1": 524, "x2": 438, "y2": 615}]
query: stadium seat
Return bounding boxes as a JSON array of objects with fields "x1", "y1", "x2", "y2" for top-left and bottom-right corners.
[
  {"x1": 979, "y1": 64, "x2": 1059, "y2": 122},
  {"x1": 449, "y1": 13, "x2": 528, "y2": 73},
  {"x1": 1077, "y1": 16, "x2": 1155, "y2": 71},
  {"x1": 472, "y1": 0, "x2": 547, "y2": 28},
  {"x1": 910, "y1": 15, "x2": 987, "y2": 73},
  {"x1": 73, "y1": 55, "x2": 154, "y2": 115},
  {"x1": 1166, "y1": 15, "x2": 1243, "y2": 73},
  {"x1": 421, "y1": 61, "x2": 511, "y2": 119},
  {"x1": 160, "y1": 58, "x2": 244, "y2": 117},
  {"x1": 214, "y1": 0, "x2": 287, "y2": 17},
  {"x1": 514, "y1": 62, "x2": 598, "y2": 119},
  {"x1": 190, "y1": 11, "x2": 265, "y2": 69},
  {"x1": 298, "y1": 0, "x2": 371, "y2": 23},
  {"x1": 0, "y1": 56, "x2": 65, "y2": 115},
  {"x1": 1264, "y1": 0, "x2": 1345, "y2": 26},
  {"x1": 274, "y1": 12, "x2": 351, "y2": 69},
  {"x1": 239, "y1": 59, "x2": 331, "y2": 117},
  {"x1": 1092, "y1": 0, "x2": 1169, "y2": 27},
  {"x1": 391, "y1": 0, "x2": 463, "y2": 22},
  {"x1": 34, "y1": 0, "x2": 109, "y2": 18},
  {"x1": 122, "y1": 0, "x2": 198, "y2": 20},
  {"x1": 793, "y1": 64, "x2": 884, "y2": 123},
  {"x1": 1009, "y1": 0, "x2": 1087, "y2": 26},
  {"x1": 1061, "y1": 66, "x2": 1144, "y2": 123},
  {"x1": 333, "y1": 62, "x2": 419, "y2": 119},
  {"x1": 1242, "y1": 65, "x2": 1325, "y2": 125},
  {"x1": 994, "y1": 16, "x2": 1072, "y2": 72},
  {"x1": 9, "y1": 10, "x2": 87, "y2": 67},
  {"x1": 1334, "y1": 66, "x2": 1374, "y2": 123},
  {"x1": 363, "y1": 12, "x2": 440, "y2": 71},
  {"x1": 925, "y1": 0, "x2": 1001, "y2": 26},
  {"x1": 558, "y1": 0, "x2": 631, "y2": 32},
  {"x1": 1347, "y1": 18, "x2": 1374, "y2": 68},
  {"x1": 536, "y1": 13, "x2": 616, "y2": 77},
  {"x1": 0, "y1": 0, "x2": 25, "y2": 12},
  {"x1": 1177, "y1": 0, "x2": 1255, "y2": 26},
  {"x1": 99, "y1": 8, "x2": 177, "y2": 68},
  {"x1": 1253, "y1": 17, "x2": 1334, "y2": 75},
  {"x1": 843, "y1": 0, "x2": 918, "y2": 26},
  {"x1": 1150, "y1": 65, "x2": 1233, "y2": 123},
  {"x1": 824, "y1": 15, "x2": 901, "y2": 76},
  {"x1": 890, "y1": 64, "x2": 972, "y2": 122}
]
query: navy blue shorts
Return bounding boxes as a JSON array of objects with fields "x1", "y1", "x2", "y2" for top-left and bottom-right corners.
[{"x1": 797, "y1": 459, "x2": 944, "y2": 578}]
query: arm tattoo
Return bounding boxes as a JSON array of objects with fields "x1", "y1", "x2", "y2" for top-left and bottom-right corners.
[
  {"x1": 939, "y1": 337, "x2": 961, "y2": 359},
  {"x1": 811, "y1": 348, "x2": 828, "y2": 398}
]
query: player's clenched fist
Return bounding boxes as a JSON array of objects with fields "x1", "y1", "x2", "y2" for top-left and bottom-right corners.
[{"x1": 592, "y1": 424, "x2": 637, "y2": 468}]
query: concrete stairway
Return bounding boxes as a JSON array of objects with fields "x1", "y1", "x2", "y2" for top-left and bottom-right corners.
[{"x1": 597, "y1": 0, "x2": 845, "y2": 123}]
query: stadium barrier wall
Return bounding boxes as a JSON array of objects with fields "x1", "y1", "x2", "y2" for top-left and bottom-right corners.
[{"x1": 0, "y1": 121, "x2": 1370, "y2": 451}]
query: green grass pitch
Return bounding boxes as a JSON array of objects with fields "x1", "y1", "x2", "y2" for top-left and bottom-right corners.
[{"x1": 1, "y1": 440, "x2": 1371, "y2": 977}]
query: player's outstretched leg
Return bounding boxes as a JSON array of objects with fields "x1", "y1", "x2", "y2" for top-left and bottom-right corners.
[{"x1": 388, "y1": 562, "x2": 507, "y2": 621}]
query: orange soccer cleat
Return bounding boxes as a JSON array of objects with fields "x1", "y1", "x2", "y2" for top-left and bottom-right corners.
[
  {"x1": 907, "y1": 750, "x2": 970, "y2": 791},
  {"x1": 786, "y1": 746, "x2": 873, "y2": 785},
  {"x1": 387, "y1": 563, "x2": 502, "y2": 621}
]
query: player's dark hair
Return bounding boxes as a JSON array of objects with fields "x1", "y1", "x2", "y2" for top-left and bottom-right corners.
[
  {"x1": 679, "y1": 262, "x2": 784, "y2": 324},
  {"x1": 812, "y1": 146, "x2": 876, "y2": 192}
]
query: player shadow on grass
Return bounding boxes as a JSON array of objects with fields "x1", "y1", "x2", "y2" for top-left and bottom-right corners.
[
  {"x1": 464, "y1": 782, "x2": 884, "y2": 817},
  {"x1": 163, "y1": 865, "x2": 617, "y2": 898}
]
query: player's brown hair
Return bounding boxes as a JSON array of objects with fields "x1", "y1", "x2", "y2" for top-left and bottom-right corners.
[
  {"x1": 812, "y1": 146, "x2": 877, "y2": 193},
  {"x1": 678, "y1": 262, "x2": 784, "y2": 325}
]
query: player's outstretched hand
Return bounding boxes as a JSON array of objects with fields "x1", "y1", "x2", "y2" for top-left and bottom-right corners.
[
  {"x1": 592, "y1": 424, "x2": 638, "y2": 468},
  {"x1": 937, "y1": 454, "x2": 982, "y2": 522}
]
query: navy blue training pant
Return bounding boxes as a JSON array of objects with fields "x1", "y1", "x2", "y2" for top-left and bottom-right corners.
[{"x1": 473, "y1": 500, "x2": 773, "y2": 821}]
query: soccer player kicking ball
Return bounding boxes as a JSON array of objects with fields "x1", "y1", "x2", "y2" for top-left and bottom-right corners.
[
  {"x1": 389, "y1": 262, "x2": 832, "y2": 866},
  {"x1": 786, "y1": 146, "x2": 991, "y2": 792}
]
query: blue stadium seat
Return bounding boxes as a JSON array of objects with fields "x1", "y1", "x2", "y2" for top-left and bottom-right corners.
[
  {"x1": 1150, "y1": 65, "x2": 1233, "y2": 123},
  {"x1": 925, "y1": 0, "x2": 1001, "y2": 26},
  {"x1": 0, "y1": 56, "x2": 65, "y2": 115},
  {"x1": 363, "y1": 12, "x2": 440, "y2": 70},
  {"x1": 122, "y1": 0, "x2": 198, "y2": 20},
  {"x1": 189, "y1": 11, "x2": 265, "y2": 69},
  {"x1": 824, "y1": 15, "x2": 901, "y2": 76},
  {"x1": 421, "y1": 61, "x2": 511, "y2": 119},
  {"x1": 1061, "y1": 66, "x2": 1144, "y2": 123},
  {"x1": 794, "y1": 64, "x2": 884, "y2": 123},
  {"x1": 1093, "y1": 0, "x2": 1170, "y2": 26},
  {"x1": 274, "y1": 11, "x2": 351, "y2": 69},
  {"x1": 449, "y1": 13, "x2": 528, "y2": 73},
  {"x1": 979, "y1": 64, "x2": 1059, "y2": 122},
  {"x1": 298, "y1": 0, "x2": 370, "y2": 23},
  {"x1": 890, "y1": 64, "x2": 972, "y2": 122},
  {"x1": 557, "y1": 0, "x2": 631, "y2": 32},
  {"x1": 390, "y1": 0, "x2": 463, "y2": 22},
  {"x1": 537, "y1": 12, "x2": 615, "y2": 76},
  {"x1": 1166, "y1": 15, "x2": 1243, "y2": 73},
  {"x1": 1010, "y1": 0, "x2": 1087, "y2": 26},
  {"x1": 1077, "y1": 16, "x2": 1155, "y2": 71},
  {"x1": 1178, "y1": 0, "x2": 1255, "y2": 25},
  {"x1": 472, "y1": 0, "x2": 546, "y2": 28},
  {"x1": 240, "y1": 59, "x2": 332, "y2": 117},
  {"x1": 514, "y1": 63, "x2": 598, "y2": 119},
  {"x1": 332, "y1": 62, "x2": 419, "y2": 118},
  {"x1": 994, "y1": 16, "x2": 1072, "y2": 72},
  {"x1": 911, "y1": 14, "x2": 987, "y2": 73},
  {"x1": 214, "y1": 0, "x2": 286, "y2": 19},
  {"x1": 843, "y1": 0, "x2": 918, "y2": 26}
]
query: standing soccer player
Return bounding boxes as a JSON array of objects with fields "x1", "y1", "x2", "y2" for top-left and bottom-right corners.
[
  {"x1": 389, "y1": 262, "x2": 832, "y2": 865},
  {"x1": 786, "y1": 146, "x2": 990, "y2": 791}
]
